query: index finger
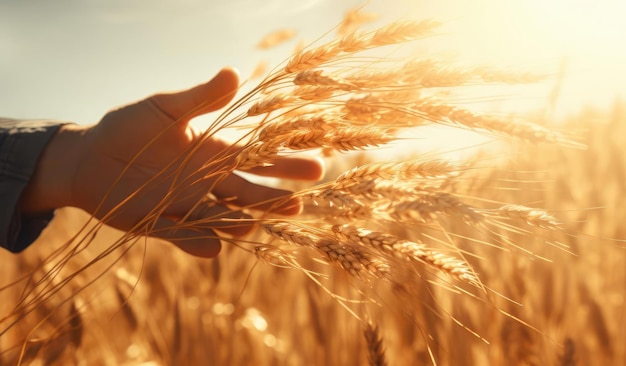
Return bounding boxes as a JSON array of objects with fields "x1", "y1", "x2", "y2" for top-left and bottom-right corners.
[
  {"x1": 241, "y1": 156, "x2": 325, "y2": 181},
  {"x1": 212, "y1": 173, "x2": 303, "y2": 215}
]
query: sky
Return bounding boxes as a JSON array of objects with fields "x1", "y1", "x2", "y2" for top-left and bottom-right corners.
[
  {"x1": 1, "y1": 0, "x2": 625, "y2": 127},
  {"x1": 0, "y1": 0, "x2": 354, "y2": 123}
]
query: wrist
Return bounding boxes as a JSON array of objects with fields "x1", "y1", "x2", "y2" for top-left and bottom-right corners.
[{"x1": 20, "y1": 124, "x2": 87, "y2": 214}]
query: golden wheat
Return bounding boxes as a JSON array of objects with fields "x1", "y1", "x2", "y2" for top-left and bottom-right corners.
[{"x1": 1, "y1": 4, "x2": 622, "y2": 366}]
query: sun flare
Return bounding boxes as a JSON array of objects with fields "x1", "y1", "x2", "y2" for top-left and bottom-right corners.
[{"x1": 407, "y1": 0, "x2": 626, "y2": 118}]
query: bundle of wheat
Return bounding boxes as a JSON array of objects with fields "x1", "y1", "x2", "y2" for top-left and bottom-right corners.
[{"x1": 3, "y1": 5, "x2": 615, "y2": 366}]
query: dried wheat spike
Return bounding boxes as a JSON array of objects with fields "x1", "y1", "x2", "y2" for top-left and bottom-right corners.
[
  {"x1": 364, "y1": 322, "x2": 388, "y2": 366},
  {"x1": 343, "y1": 59, "x2": 434, "y2": 88},
  {"x1": 264, "y1": 127, "x2": 394, "y2": 153},
  {"x1": 340, "y1": 19, "x2": 441, "y2": 53},
  {"x1": 414, "y1": 100, "x2": 578, "y2": 145},
  {"x1": 337, "y1": 7, "x2": 378, "y2": 36},
  {"x1": 235, "y1": 141, "x2": 280, "y2": 170},
  {"x1": 390, "y1": 192, "x2": 484, "y2": 224},
  {"x1": 250, "y1": 60, "x2": 269, "y2": 80},
  {"x1": 309, "y1": 188, "x2": 364, "y2": 209},
  {"x1": 247, "y1": 94, "x2": 294, "y2": 116},
  {"x1": 264, "y1": 222, "x2": 390, "y2": 280},
  {"x1": 329, "y1": 128, "x2": 396, "y2": 152},
  {"x1": 285, "y1": 19, "x2": 439, "y2": 74},
  {"x1": 334, "y1": 224, "x2": 479, "y2": 285},
  {"x1": 306, "y1": 191, "x2": 375, "y2": 221},
  {"x1": 370, "y1": 20, "x2": 441, "y2": 46},
  {"x1": 497, "y1": 204, "x2": 562, "y2": 229},
  {"x1": 362, "y1": 180, "x2": 429, "y2": 201},
  {"x1": 293, "y1": 70, "x2": 355, "y2": 90},
  {"x1": 254, "y1": 245, "x2": 292, "y2": 266},
  {"x1": 333, "y1": 179, "x2": 379, "y2": 197},
  {"x1": 258, "y1": 116, "x2": 330, "y2": 142},
  {"x1": 283, "y1": 130, "x2": 328, "y2": 150},
  {"x1": 420, "y1": 67, "x2": 471, "y2": 87},
  {"x1": 285, "y1": 46, "x2": 342, "y2": 73},
  {"x1": 338, "y1": 32, "x2": 371, "y2": 53},
  {"x1": 343, "y1": 67, "x2": 403, "y2": 89},
  {"x1": 294, "y1": 85, "x2": 339, "y2": 101},
  {"x1": 257, "y1": 28, "x2": 297, "y2": 49},
  {"x1": 408, "y1": 63, "x2": 543, "y2": 87},
  {"x1": 334, "y1": 159, "x2": 460, "y2": 188},
  {"x1": 343, "y1": 94, "x2": 386, "y2": 115}
]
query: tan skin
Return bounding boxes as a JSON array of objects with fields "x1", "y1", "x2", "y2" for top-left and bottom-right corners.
[{"x1": 19, "y1": 68, "x2": 324, "y2": 257}]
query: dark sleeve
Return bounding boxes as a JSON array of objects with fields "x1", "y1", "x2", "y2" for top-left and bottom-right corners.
[{"x1": 0, "y1": 118, "x2": 66, "y2": 253}]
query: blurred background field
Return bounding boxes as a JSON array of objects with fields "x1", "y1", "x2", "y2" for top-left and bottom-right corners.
[{"x1": 1, "y1": 103, "x2": 624, "y2": 365}]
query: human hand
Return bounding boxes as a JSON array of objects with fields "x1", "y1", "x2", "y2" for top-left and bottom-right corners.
[{"x1": 20, "y1": 68, "x2": 324, "y2": 257}]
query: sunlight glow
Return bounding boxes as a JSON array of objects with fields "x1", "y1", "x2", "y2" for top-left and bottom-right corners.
[{"x1": 412, "y1": 0, "x2": 626, "y2": 118}]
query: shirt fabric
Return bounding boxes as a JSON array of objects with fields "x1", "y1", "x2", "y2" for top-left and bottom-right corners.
[{"x1": 0, "y1": 118, "x2": 65, "y2": 253}]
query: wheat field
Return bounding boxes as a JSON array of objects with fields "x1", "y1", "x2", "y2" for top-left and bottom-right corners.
[{"x1": 1, "y1": 5, "x2": 625, "y2": 366}]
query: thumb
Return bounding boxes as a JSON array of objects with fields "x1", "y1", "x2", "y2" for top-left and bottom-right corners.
[{"x1": 149, "y1": 67, "x2": 240, "y2": 124}]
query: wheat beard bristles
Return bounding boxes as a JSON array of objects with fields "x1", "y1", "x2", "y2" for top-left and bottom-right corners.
[
  {"x1": 235, "y1": 141, "x2": 280, "y2": 170},
  {"x1": 257, "y1": 28, "x2": 297, "y2": 49},
  {"x1": 413, "y1": 100, "x2": 576, "y2": 144},
  {"x1": 340, "y1": 19, "x2": 442, "y2": 53},
  {"x1": 293, "y1": 70, "x2": 355, "y2": 90},
  {"x1": 305, "y1": 190, "x2": 374, "y2": 221},
  {"x1": 264, "y1": 222, "x2": 391, "y2": 280},
  {"x1": 328, "y1": 128, "x2": 396, "y2": 152},
  {"x1": 284, "y1": 19, "x2": 440, "y2": 74},
  {"x1": 337, "y1": 7, "x2": 378, "y2": 36},
  {"x1": 370, "y1": 19, "x2": 441, "y2": 46},
  {"x1": 256, "y1": 128, "x2": 394, "y2": 155},
  {"x1": 334, "y1": 160, "x2": 460, "y2": 189},
  {"x1": 495, "y1": 204, "x2": 562, "y2": 229},
  {"x1": 257, "y1": 116, "x2": 330, "y2": 142},
  {"x1": 247, "y1": 93, "x2": 294, "y2": 116},
  {"x1": 285, "y1": 46, "x2": 342, "y2": 74},
  {"x1": 254, "y1": 245, "x2": 293, "y2": 266},
  {"x1": 293, "y1": 85, "x2": 339, "y2": 101},
  {"x1": 333, "y1": 224, "x2": 479, "y2": 285},
  {"x1": 310, "y1": 189, "x2": 363, "y2": 209},
  {"x1": 390, "y1": 192, "x2": 484, "y2": 225}
]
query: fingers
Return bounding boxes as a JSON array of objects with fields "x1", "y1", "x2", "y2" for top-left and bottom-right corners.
[
  {"x1": 186, "y1": 139, "x2": 322, "y2": 215},
  {"x1": 152, "y1": 217, "x2": 222, "y2": 258},
  {"x1": 151, "y1": 198, "x2": 257, "y2": 257},
  {"x1": 210, "y1": 154, "x2": 323, "y2": 215},
  {"x1": 213, "y1": 173, "x2": 303, "y2": 215},
  {"x1": 149, "y1": 67, "x2": 240, "y2": 124},
  {"x1": 244, "y1": 156, "x2": 325, "y2": 181},
  {"x1": 193, "y1": 138, "x2": 325, "y2": 182},
  {"x1": 188, "y1": 202, "x2": 254, "y2": 237}
]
